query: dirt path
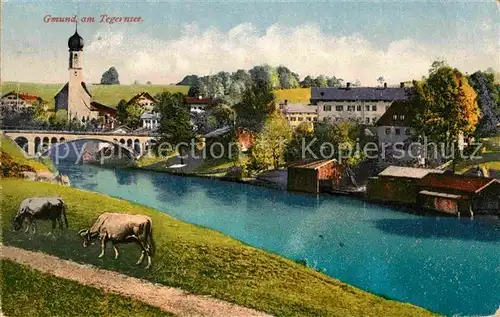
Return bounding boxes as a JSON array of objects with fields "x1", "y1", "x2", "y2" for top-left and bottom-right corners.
[{"x1": 1, "y1": 245, "x2": 272, "y2": 317}]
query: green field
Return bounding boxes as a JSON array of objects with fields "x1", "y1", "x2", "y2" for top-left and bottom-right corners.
[
  {"x1": 0, "y1": 179, "x2": 437, "y2": 317},
  {"x1": 275, "y1": 88, "x2": 311, "y2": 104},
  {"x1": 1, "y1": 259, "x2": 173, "y2": 317},
  {"x1": 1, "y1": 82, "x2": 189, "y2": 108}
]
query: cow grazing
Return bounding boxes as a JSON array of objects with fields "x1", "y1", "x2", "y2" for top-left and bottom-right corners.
[
  {"x1": 78, "y1": 213, "x2": 155, "y2": 269},
  {"x1": 12, "y1": 197, "x2": 68, "y2": 234}
]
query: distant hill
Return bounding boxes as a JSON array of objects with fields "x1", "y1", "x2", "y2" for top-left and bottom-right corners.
[
  {"x1": 0, "y1": 82, "x2": 190, "y2": 109},
  {"x1": 275, "y1": 88, "x2": 311, "y2": 104}
]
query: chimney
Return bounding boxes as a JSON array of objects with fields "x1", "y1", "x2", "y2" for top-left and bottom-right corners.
[
  {"x1": 284, "y1": 99, "x2": 288, "y2": 105},
  {"x1": 346, "y1": 82, "x2": 351, "y2": 89},
  {"x1": 400, "y1": 82, "x2": 405, "y2": 88},
  {"x1": 384, "y1": 82, "x2": 387, "y2": 88}
]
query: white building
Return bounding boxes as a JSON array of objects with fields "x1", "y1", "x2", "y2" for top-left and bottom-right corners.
[
  {"x1": 311, "y1": 83, "x2": 409, "y2": 125},
  {"x1": 140, "y1": 112, "x2": 160, "y2": 130},
  {"x1": 186, "y1": 96, "x2": 213, "y2": 113}
]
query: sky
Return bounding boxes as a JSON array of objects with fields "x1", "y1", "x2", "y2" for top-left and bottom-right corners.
[{"x1": 1, "y1": 0, "x2": 499, "y2": 86}]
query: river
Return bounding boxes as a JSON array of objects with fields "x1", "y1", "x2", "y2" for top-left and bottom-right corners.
[{"x1": 56, "y1": 161, "x2": 500, "y2": 316}]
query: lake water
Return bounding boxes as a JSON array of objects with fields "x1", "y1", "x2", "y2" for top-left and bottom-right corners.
[{"x1": 57, "y1": 161, "x2": 500, "y2": 316}]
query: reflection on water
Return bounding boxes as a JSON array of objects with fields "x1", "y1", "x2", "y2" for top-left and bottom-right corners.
[{"x1": 56, "y1": 162, "x2": 500, "y2": 316}]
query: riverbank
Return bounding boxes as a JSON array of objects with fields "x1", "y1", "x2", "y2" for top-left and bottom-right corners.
[{"x1": 1, "y1": 178, "x2": 438, "y2": 317}]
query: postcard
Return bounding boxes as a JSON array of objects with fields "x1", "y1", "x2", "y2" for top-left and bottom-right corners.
[{"x1": 1, "y1": 1, "x2": 499, "y2": 316}]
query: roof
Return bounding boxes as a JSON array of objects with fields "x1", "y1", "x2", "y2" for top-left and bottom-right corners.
[
  {"x1": 418, "y1": 173, "x2": 499, "y2": 193},
  {"x1": 311, "y1": 87, "x2": 411, "y2": 102},
  {"x1": 185, "y1": 97, "x2": 213, "y2": 105},
  {"x1": 376, "y1": 100, "x2": 413, "y2": 126},
  {"x1": 81, "y1": 82, "x2": 92, "y2": 97},
  {"x1": 419, "y1": 190, "x2": 464, "y2": 200},
  {"x1": 127, "y1": 92, "x2": 156, "y2": 105},
  {"x1": 378, "y1": 166, "x2": 445, "y2": 179},
  {"x1": 140, "y1": 112, "x2": 160, "y2": 120},
  {"x1": 203, "y1": 126, "x2": 232, "y2": 138},
  {"x1": 282, "y1": 104, "x2": 317, "y2": 114},
  {"x1": 110, "y1": 125, "x2": 132, "y2": 133},
  {"x1": 54, "y1": 82, "x2": 92, "y2": 98},
  {"x1": 1, "y1": 91, "x2": 39, "y2": 101},
  {"x1": 91, "y1": 101, "x2": 116, "y2": 113},
  {"x1": 289, "y1": 159, "x2": 336, "y2": 170}
]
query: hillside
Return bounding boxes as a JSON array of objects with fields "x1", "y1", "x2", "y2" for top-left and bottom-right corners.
[
  {"x1": 0, "y1": 133, "x2": 51, "y2": 173},
  {"x1": 275, "y1": 88, "x2": 311, "y2": 104},
  {"x1": 1, "y1": 82, "x2": 189, "y2": 109},
  {"x1": 1, "y1": 179, "x2": 438, "y2": 317}
]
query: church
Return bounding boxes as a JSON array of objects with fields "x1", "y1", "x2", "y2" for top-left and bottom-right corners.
[{"x1": 54, "y1": 27, "x2": 116, "y2": 123}]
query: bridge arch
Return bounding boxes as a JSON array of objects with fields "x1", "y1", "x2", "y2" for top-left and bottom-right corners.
[
  {"x1": 51, "y1": 137, "x2": 58, "y2": 144},
  {"x1": 14, "y1": 136, "x2": 29, "y2": 152},
  {"x1": 40, "y1": 138, "x2": 141, "y2": 160}
]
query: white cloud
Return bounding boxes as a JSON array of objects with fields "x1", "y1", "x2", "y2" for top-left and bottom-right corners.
[{"x1": 2, "y1": 23, "x2": 498, "y2": 85}]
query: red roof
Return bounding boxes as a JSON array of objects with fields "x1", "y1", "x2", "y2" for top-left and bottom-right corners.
[
  {"x1": 418, "y1": 173, "x2": 499, "y2": 193},
  {"x1": 185, "y1": 97, "x2": 213, "y2": 105},
  {"x1": 2, "y1": 91, "x2": 39, "y2": 101}
]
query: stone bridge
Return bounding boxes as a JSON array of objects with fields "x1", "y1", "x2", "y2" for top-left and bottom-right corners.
[{"x1": 3, "y1": 129, "x2": 158, "y2": 159}]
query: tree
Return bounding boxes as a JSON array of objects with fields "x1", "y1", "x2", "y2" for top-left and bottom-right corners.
[
  {"x1": 155, "y1": 92, "x2": 194, "y2": 164},
  {"x1": 249, "y1": 65, "x2": 279, "y2": 89},
  {"x1": 284, "y1": 122, "x2": 315, "y2": 162},
  {"x1": 250, "y1": 113, "x2": 292, "y2": 170},
  {"x1": 410, "y1": 63, "x2": 480, "y2": 158},
  {"x1": 277, "y1": 66, "x2": 299, "y2": 89},
  {"x1": 116, "y1": 99, "x2": 129, "y2": 125},
  {"x1": 215, "y1": 71, "x2": 233, "y2": 95},
  {"x1": 300, "y1": 75, "x2": 315, "y2": 88},
  {"x1": 314, "y1": 75, "x2": 328, "y2": 87},
  {"x1": 234, "y1": 80, "x2": 277, "y2": 132},
  {"x1": 232, "y1": 69, "x2": 252, "y2": 86},
  {"x1": 377, "y1": 76, "x2": 385, "y2": 86},
  {"x1": 468, "y1": 71, "x2": 500, "y2": 137},
  {"x1": 115, "y1": 99, "x2": 143, "y2": 129},
  {"x1": 428, "y1": 59, "x2": 447, "y2": 75},
  {"x1": 146, "y1": 81, "x2": 152, "y2": 85},
  {"x1": 327, "y1": 76, "x2": 344, "y2": 88},
  {"x1": 100, "y1": 67, "x2": 120, "y2": 85},
  {"x1": 187, "y1": 78, "x2": 202, "y2": 97}
]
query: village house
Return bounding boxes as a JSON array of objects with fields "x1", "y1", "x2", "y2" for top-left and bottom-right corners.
[
  {"x1": 140, "y1": 112, "x2": 160, "y2": 130},
  {"x1": 311, "y1": 82, "x2": 410, "y2": 125},
  {"x1": 0, "y1": 91, "x2": 41, "y2": 110},
  {"x1": 278, "y1": 100, "x2": 318, "y2": 128},
  {"x1": 127, "y1": 92, "x2": 156, "y2": 112},
  {"x1": 417, "y1": 173, "x2": 500, "y2": 217},
  {"x1": 186, "y1": 96, "x2": 213, "y2": 113}
]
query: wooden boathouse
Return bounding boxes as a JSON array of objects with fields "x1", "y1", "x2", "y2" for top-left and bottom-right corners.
[
  {"x1": 366, "y1": 166, "x2": 445, "y2": 204},
  {"x1": 287, "y1": 159, "x2": 343, "y2": 194},
  {"x1": 417, "y1": 173, "x2": 500, "y2": 217}
]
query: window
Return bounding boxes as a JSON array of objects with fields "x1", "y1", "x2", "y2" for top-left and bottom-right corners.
[
  {"x1": 290, "y1": 117, "x2": 296, "y2": 121},
  {"x1": 385, "y1": 128, "x2": 391, "y2": 135},
  {"x1": 393, "y1": 114, "x2": 398, "y2": 121},
  {"x1": 313, "y1": 117, "x2": 318, "y2": 121},
  {"x1": 395, "y1": 128, "x2": 401, "y2": 135},
  {"x1": 336, "y1": 105, "x2": 344, "y2": 111},
  {"x1": 372, "y1": 105, "x2": 377, "y2": 111},
  {"x1": 372, "y1": 117, "x2": 378, "y2": 124},
  {"x1": 347, "y1": 105, "x2": 355, "y2": 112},
  {"x1": 365, "y1": 117, "x2": 370, "y2": 124},
  {"x1": 357, "y1": 105, "x2": 361, "y2": 111},
  {"x1": 306, "y1": 117, "x2": 311, "y2": 121},
  {"x1": 399, "y1": 114, "x2": 405, "y2": 120},
  {"x1": 405, "y1": 128, "x2": 411, "y2": 135},
  {"x1": 298, "y1": 117, "x2": 304, "y2": 121},
  {"x1": 365, "y1": 105, "x2": 370, "y2": 111},
  {"x1": 323, "y1": 105, "x2": 332, "y2": 111},
  {"x1": 323, "y1": 117, "x2": 327, "y2": 122}
]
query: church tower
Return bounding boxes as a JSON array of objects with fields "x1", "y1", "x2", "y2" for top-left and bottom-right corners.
[{"x1": 54, "y1": 27, "x2": 101, "y2": 123}]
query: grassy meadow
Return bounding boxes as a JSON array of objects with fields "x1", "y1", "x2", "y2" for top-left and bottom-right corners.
[
  {"x1": 0, "y1": 179, "x2": 438, "y2": 317},
  {"x1": 1, "y1": 260, "x2": 173, "y2": 317},
  {"x1": 1, "y1": 82, "x2": 189, "y2": 109}
]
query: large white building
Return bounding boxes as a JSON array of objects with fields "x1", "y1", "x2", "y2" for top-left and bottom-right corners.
[
  {"x1": 311, "y1": 83, "x2": 410, "y2": 125},
  {"x1": 278, "y1": 101, "x2": 317, "y2": 128}
]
